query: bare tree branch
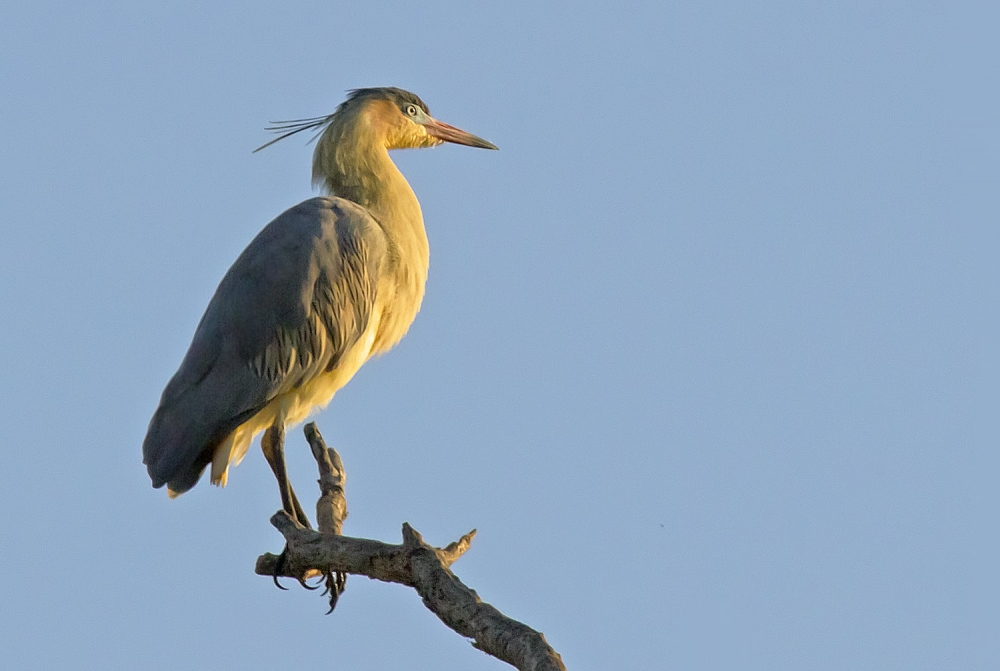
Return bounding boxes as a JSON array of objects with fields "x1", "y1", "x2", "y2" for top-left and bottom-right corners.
[
  {"x1": 255, "y1": 423, "x2": 567, "y2": 671},
  {"x1": 304, "y1": 422, "x2": 346, "y2": 535}
]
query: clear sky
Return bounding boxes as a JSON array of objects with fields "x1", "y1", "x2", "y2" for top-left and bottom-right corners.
[{"x1": 0, "y1": 2, "x2": 996, "y2": 669}]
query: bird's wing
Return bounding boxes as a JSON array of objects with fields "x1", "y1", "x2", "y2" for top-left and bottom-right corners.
[{"x1": 142, "y1": 197, "x2": 387, "y2": 492}]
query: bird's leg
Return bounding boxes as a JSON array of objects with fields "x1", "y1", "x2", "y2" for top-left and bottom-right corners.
[
  {"x1": 261, "y1": 424, "x2": 317, "y2": 590},
  {"x1": 261, "y1": 424, "x2": 310, "y2": 528}
]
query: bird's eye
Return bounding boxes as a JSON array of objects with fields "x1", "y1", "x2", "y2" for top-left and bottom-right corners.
[{"x1": 405, "y1": 104, "x2": 418, "y2": 117}]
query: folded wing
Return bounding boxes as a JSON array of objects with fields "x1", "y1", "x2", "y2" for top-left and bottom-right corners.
[{"x1": 142, "y1": 197, "x2": 386, "y2": 495}]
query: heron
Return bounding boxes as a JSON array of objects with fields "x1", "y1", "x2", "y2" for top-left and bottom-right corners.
[{"x1": 142, "y1": 87, "x2": 497, "y2": 536}]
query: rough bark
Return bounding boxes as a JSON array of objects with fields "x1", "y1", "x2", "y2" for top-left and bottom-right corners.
[{"x1": 255, "y1": 422, "x2": 567, "y2": 671}]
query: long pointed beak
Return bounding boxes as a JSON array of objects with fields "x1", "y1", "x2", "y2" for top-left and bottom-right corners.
[{"x1": 424, "y1": 118, "x2": 498, "y2": 150}]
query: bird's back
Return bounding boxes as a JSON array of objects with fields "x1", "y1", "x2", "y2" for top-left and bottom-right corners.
[{"x1": 143, "y1": 196, "x2": 390, "y2": 495}]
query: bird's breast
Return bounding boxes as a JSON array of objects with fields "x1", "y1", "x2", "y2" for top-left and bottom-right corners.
[{"x1": 277, "y1": 314, "x2": 380, "y2": 426}]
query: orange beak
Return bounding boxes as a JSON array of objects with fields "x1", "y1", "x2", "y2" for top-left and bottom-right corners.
[{"x1": 424, "y1": 119, "x2": 498, "y2": 150}]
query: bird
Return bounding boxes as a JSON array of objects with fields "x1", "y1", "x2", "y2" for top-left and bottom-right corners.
[{"x1": 142, "y1": 87, "x2": 497, "y2": 530}]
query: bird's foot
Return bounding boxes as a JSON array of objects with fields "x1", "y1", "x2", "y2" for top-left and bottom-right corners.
[
  {"x1": 270, "y1": 545, "x2": 324, "y2": 591},
  {"x1": 321, "y1": 570, "x2": 347, "y2": 614}
]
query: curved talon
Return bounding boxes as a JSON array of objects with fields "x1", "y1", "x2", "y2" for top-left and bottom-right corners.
[
  {"x1": 331, "y1": 588, "x2": 341, "y2": 609},
  {"x1": 272, "y1": 547, "x2": 290, "y2": 590},
  {"x1": 298, "y1": 577, "x2": 320, "y2": 590},
  {"x1": 320, "y1": 571, "x2": 337, "y2": 597},
  {"x1": 323, "y1": 570, "x2": 347, "y2": 614}
]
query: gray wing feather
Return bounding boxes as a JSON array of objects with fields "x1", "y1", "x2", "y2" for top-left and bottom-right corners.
[{"x1": 142, "y1": 197, "x2": 385, "y2": 492}]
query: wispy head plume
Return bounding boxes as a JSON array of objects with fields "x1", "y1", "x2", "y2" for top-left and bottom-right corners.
[{"x1": 252, "y1": 113, "x2": 335, "y2": 154}]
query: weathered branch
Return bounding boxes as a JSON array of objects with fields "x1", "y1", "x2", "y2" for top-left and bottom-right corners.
[
  {"x1": 255, "y1": 423, "x2": 567, "y2": 671},
  {"x1": 304, "y1": 422, "x2": 346, "y2": 535}
]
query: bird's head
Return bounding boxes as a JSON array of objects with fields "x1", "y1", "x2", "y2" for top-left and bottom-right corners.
[
  {"x1": 359, "y1": 87, "x2": 499, "y2": 151},
  {"x1": 254, "y1": 87, "x2": 498, "y2": 154}
]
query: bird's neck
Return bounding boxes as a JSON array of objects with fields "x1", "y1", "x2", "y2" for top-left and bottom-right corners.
[
  {"x1": 313, "y1": 121, "x2": 430, "y2": 333},
  {"x1": 316, "y1": 122, "x2": 428, "y2": 255}
]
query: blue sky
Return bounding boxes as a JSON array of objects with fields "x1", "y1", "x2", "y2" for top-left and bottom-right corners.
[{"x1": 0, "y1": 2, "x2": 996, "y2": 669}]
